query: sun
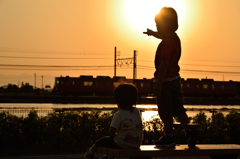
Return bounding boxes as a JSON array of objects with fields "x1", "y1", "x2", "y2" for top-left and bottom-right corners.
[{"x1": 123, "y1": 0, "x2": 187, "y2": 33}]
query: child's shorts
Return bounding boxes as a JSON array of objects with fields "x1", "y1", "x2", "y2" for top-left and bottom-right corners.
[
  {"x1": 95, "y1": 136, "x2": 121, "y2": 148},
  {"x1": 156, "y1": 78, "x2": 186, "y2": 121}
]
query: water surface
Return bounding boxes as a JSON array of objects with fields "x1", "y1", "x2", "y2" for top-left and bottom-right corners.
[{"x1": 1, "y1": 103, "x2": 239, "y2": 121}]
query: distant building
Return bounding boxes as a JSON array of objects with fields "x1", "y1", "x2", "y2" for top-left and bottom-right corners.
[{"x1": 45, "y1": 85, "x2": 52, "y2": 92}]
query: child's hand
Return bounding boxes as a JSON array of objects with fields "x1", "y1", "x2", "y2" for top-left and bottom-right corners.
[{"x1": 143, "y1": 28, "x2": 154, "y2": 36}]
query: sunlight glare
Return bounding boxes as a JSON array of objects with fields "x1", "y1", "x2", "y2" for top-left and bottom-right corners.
[
  {"x1": 123, "y1": 0, "x2": 187, "y2": 32},
  {"x1": 141, "y1": 111, "x2": 159, "y2": 122}
]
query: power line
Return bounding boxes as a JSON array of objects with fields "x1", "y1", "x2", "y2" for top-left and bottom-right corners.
[
  {"x1": 2, "y1": 63, "x2": 240, "y2": 75},
  {"x1": 0, "y1": 48, "x2": 84, "y2": 55},
  {"x1": 2, "y1": 67, "x2": 240, "y2": 75},
  {"x1": 181, "y1": 58, "x2": 240, "y2": 64},
  {"x1": 138, "y1": 60, "x2": 153, "y2": 63},
  {"x1": 138, "y1": 53, "x2": 240, "y2": 64},
  {"x1": 0, "y1": 67, "x2": 135, "y2": 71},
  {"x1": 182, "y1": 69, "x2": 240, "y2": 74},
  {"x1": 0, "y1": 47, "x2": 113, "y2": 55},
  {"x1": 180, "y1": 63, "x2": 240, "y2": 68},
  {"x1": 3, "y1": 47, "x2": 238, "y2": 64},
  {"x1": 0, "y1": 64, "x2": 114, "y2": 68},
  {"x1": 0, "y1": 55, "x2": 112, "y2": 60},
  {"x1": 138, "y1": 65, "x2": 154, "y2": 68},
  {"x1": 138, "y1": 60, "x2": 240, "y2": 68},
  {"x1": 2, "y1": 53, "x2": 240, "y2": 69},
  {"x1": 180, "y1": 71, "x2": 240, "y2": 77},
  {"x1": 0, "y1": 68, "x2": 114, "y2": 71},
  {"x1": 137, "y1": 66, "x2": 240, "y2": 75}
]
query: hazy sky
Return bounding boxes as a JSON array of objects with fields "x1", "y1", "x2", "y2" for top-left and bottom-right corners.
[{"x1": 1, "y1": 0, "x2": 240, "y2": 87}]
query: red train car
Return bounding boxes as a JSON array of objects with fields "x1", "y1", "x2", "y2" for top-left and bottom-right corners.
[
  {"x1": 53, "y1": 75, "x2": 239, "y2": 98},
  {"x1": 53, "y1": 75, "x2": 153, "y2": 97},
  {"x1": 181, "y1": 78, "x2": 238, "y2": 98}
]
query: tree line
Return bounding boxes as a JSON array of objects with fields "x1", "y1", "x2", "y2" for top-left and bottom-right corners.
[{"x1": 0, "y1": 83, "x2": 50, "y2": 94}]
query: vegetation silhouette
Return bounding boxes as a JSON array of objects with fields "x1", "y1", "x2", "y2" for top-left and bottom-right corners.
[
  {"x1": 0, "y1": 83, "x2": 49, "y2": 94},
  {"x1": 0, "y1": 109, "x2": 239, "y2": 156}
]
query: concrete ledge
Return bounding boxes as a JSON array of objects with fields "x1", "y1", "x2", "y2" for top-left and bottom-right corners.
[
  {"x1": 0, "y1": 153, "x2": 104, "y2": 159},
  {"x1": 97, "y1": 144, "x2": 240, "y2": 158},
  {"x1": 1, "y1": 154, "x2": 240, "y2": 159}
]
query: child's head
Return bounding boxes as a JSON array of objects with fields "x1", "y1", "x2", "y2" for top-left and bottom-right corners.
[
  {"x1": 155, "y1": 7, "x2": 178, "y2": 34},
  {"x1": 113, "y1": 83, "x2": 138, "y2": 111}
]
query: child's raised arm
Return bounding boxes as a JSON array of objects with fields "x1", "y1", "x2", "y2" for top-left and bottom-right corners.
[{"x1": 143, "y1": 28, "x2": 162, "y2": 39}]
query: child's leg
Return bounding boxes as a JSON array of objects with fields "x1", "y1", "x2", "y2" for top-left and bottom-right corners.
[
  {"x1": 95, "y1": 136, "x2": 120, "y2": 148},
  {"x1": 171, "y1": 78, "x2": 189, "y2": 123},
  {"x1": 89, "y1": 144, "x2": 97, "y2": 153},
  {"x1": 177, "y1": 111, "x2": 198, "y2": 149},
  {"x1": 177, "y1": 111, "x2": 189, "y2": 123},
  {"x1": 85, "y1": 136, "x2": 120, "y2": 159},
  {"x1": 155, "y1": 114, "x2": 175, "y2": 147},
  {"x1": 163, "y1": 111, "x2": 189, "y2": 134},
  {"x1": 85, "y1": 145, "x2": 96, "y2": 159},
  {"x1": 162, "y1": 115, "x2": 173, "y2": 134},
  {"x1": 90, "y1": 136, "x2": 120, "y2": 153},
  {"x1": 156, "y1": 85, "x2": 174, "y2": 134}
]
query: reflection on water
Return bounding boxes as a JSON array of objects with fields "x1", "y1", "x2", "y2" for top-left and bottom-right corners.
[
  {"x1": 141, "y1": 110, "x2": 235, "y2": 122},
  {"x1": 0, "y1": 104, "x2": 240, "y2": 121},
  {"x1": 139, "y1": 105, "x2": 240, "y2": 121}
]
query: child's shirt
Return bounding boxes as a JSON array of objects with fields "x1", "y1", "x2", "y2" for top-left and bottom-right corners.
[
  {"x1": 154, "y1": 33, "x2": 181, "y2": 79},
  {"x1": 110, "y1": 108, "x2": 143, "y2": 148}
]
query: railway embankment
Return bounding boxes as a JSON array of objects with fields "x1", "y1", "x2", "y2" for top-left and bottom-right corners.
[{"x1": 1, "y1": 94, "x2": 240, "y2": 105}]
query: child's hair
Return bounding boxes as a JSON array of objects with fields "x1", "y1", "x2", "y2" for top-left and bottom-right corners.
[
  {"x1": 155, "y1": 7, "x2": 178, "y2": 33},
  {"x1": 113, "y1": 83, "x2": 138, "y2": 111}
]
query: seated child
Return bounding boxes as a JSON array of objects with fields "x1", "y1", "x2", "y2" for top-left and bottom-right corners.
[{"x1": 85, "y1": 83, "x2": 143, "y2": 159}]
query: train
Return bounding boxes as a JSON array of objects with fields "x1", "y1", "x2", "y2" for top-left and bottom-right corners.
[{"x1": 53, "y1": 75, "x2": 240, "y2": 98}]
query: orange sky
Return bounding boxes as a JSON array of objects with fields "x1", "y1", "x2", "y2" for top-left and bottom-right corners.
[{"x1": 0, "y1": 0, "x2": 240, "y2": 87}]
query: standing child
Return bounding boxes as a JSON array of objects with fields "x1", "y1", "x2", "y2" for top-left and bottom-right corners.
[
  {"x1": 143, "y1": 7, "x2": 194, "y2": 148},
  {"x1": 85, "y1": 83, "x2": 143, "y2": 159}
]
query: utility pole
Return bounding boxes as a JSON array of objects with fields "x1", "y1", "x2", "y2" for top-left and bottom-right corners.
[
  {"x1": 133, "y1": 50, "x2": 137, "y2": 81},
  {"x1": 34, "y1": 73, "x2": 36, "y2": 89},
  {"x1": 114, "y1": 47, "x2": 116, "y2": 77},
  {"x1": 210, "y1": 109, "x2": 217, "y2": 117},
  {"x1": 41, "y1": 76, "x2": 43, "y2": 89},
  {"x1": 114, "y1": 47, "x2": 135, "y2": 78}
]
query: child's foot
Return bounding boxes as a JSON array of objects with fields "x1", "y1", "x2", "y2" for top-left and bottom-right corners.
[
  {"x1": 154, "y1": 136, "x2": 176, "y2": 148},
  {"x1": 99, "y1": 154, "x2": 108, "y2": 159},
  {"x1": 186, "y1": 129, "x2": 198, "y2": 149},
  {"x1": 84, "y1": 149, "x2": 95, "y2": 159}
]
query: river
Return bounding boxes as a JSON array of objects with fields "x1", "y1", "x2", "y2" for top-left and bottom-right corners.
[{"x1": 0, "y1": 103, "x2": 240, "y2": 121}]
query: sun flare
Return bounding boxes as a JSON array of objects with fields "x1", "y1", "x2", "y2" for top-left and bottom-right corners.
[{"x1": 123, "y1": 0, "x2": 187, "y2": 33}]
